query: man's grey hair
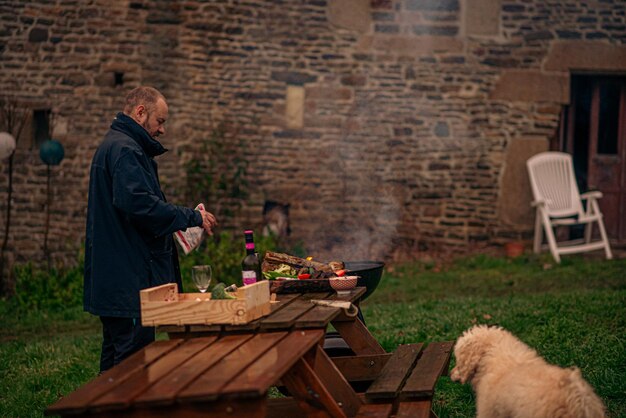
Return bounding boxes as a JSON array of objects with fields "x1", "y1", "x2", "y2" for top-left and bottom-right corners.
[{"x1": 123, "y1": 86, "x2": 165, "y2": 114}]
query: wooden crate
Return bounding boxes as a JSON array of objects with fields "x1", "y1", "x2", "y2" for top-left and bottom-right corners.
[{"x1": 140, "y1": 280, "x2": 271, "y2": 326}]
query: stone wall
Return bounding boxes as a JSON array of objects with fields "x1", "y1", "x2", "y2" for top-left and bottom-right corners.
[{"x1": 0, "y1": 0, "x2": 625, "y2": 269}]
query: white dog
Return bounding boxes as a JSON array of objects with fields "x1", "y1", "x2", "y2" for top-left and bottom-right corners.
[{"x1": 450, "y1": 325, "x2": 605, "y2": 418}]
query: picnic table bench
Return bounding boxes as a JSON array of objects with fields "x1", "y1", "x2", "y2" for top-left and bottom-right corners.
[
  {"x1": 357, "y1": 342, "x2": 453, "y2": 418},
  {"x1": 46, "y1": 287, "x2": 452, "y2": 417}
]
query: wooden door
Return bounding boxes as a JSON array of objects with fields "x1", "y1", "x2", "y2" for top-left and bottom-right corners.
[
  {"x1": 588, "y1": 78, "x2": 626, "y2": 241},
  {"x1": 561, "y1": 75, "x2": 626, "y2": 242}
]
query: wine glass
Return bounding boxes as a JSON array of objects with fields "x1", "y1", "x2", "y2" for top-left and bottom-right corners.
[{"x1": 192, "y1": 265, "x2": 212, "y2": 293}]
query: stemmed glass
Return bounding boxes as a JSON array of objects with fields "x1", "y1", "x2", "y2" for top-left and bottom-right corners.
[{"x1": 192, "y1": 265, "x2": 212, "y2": 293}]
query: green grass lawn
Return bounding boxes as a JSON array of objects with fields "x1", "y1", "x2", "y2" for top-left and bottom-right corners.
[
  {"x1": 1, "y1": 253, "x2": 624, "y2": 417},
  {"x1": 362, "y1": 254, "x2": 626, "y2": 417}
]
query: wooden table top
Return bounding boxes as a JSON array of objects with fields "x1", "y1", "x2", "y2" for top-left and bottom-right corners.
[
  {"x1": 158, "y1": 286, "x2": 367, "y2": 336},
  {"x1": 46, "y1": 329, "x2": 325, "y2": 417}
]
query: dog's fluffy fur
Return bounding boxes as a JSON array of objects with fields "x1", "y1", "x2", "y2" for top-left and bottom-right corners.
[{"x1": 450, "y1": 325, "x2": 605, "y2": 418}]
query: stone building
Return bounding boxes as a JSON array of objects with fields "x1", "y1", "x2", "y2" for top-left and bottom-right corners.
[{"x1": 1, "y1": 0, "x2": 625, "y2": 270}]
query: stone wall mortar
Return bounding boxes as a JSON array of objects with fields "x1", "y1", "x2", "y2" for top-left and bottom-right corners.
[{"x1": 0, "y1": 0, "x2": 625, "y2": 270}]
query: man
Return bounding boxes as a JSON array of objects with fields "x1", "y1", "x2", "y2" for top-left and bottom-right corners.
[{"x1": 84, "y1": 86, "x2": 217, "y2": 373}]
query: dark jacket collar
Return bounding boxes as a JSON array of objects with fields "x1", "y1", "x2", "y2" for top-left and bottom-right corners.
[{"x1": 110, "y1": 112, "x2": 167, "y2": 157}]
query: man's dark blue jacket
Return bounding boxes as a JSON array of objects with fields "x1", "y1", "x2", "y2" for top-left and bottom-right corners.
[{"x1": 84, "y1": 113, "x2": 202, "y2": 318}]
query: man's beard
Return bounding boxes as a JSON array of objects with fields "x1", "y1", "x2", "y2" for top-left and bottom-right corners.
[{"x1": 141, "y1": 119, "x2": 158, "y2": 138}]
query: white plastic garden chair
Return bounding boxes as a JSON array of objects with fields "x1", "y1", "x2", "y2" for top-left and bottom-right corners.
[{"x1": 526, "y1": 152, "x2": 612, "y2": 263}]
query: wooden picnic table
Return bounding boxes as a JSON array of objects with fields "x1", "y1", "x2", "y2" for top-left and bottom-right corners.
[
  {"x1": 159, "y1": 287, "x2": 385, "y2": 354},
  {"x1": 46, "y1": 287, "x2": 452, "y2": 418}
]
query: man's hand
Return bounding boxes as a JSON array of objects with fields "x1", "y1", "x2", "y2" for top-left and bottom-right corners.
[{"x1": 199, "y1": 208, "x2": 218, "y2": 235}]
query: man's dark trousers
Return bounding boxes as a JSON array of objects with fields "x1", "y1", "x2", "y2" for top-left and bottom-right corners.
[{"x1": 99, "y1": 316, "x2": 155, "y2": 373}]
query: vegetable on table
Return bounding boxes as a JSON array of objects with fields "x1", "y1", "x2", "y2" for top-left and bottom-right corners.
[{"x1": 211, "y1": 283, "x2": 236, "y2": 299}]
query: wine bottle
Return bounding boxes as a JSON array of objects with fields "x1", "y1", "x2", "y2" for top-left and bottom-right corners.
[{"x1": 241, "y1": 230, "x2": 262, "y2": 285}]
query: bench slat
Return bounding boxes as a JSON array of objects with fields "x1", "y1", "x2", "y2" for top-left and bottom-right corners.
[
  {"x1": 177, "y1": 331, "x2": 288, "y2": 402},
  {"x1": 396, "y1": 400, "x2": 432, "y2": 418},
  {"x1": 222, "y1": 329, "x2": 324, "y2": 397},
  {"x1": 135, "y1": 334, "x2": 251, "y2": 406},
  {"x1": 90, "y1": 337, "x2": 219, "y2": 410},
  {"x1": 45, "y1": 339, "x2": 183, "y2": 415},
  {"x1": 365, "y1": 343, "x2": 423, "y2": 400},
  {"x1": 331, "y1": 353, "x2": 391, "y2": 382},
  {"x1": 355, "y1": 402, "x2": 394, "y2": 417},
  {"x1": 401, "y1": 341, "x2": 453, "y2": 399}
]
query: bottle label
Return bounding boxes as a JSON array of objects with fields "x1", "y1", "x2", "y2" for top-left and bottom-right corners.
[
  {"x1": 242, "y1": 270, "x2": 257, "y2": 285},
  {"x1": 245, "y1": 243, "x2": 255, "y2": 251}
]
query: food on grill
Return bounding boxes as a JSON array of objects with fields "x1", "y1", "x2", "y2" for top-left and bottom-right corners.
[
  {"x1": 262, "y1": 251, "x2": 345, "y2": 279},
  {"x1": 328, "y1": 261, "x2": 345, "y2": 271}
]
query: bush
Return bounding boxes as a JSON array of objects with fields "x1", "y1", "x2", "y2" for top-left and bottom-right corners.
[
  {"x1": 6, "y1": 231, "x2": 283, "y2": 311},
  {"x1": 12, "y1": 261, "x2": 84, "y2": 312}
]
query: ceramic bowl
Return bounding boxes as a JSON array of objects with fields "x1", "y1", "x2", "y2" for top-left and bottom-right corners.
[{"x1": 329, "y1": 276, "x2": 358, "y2": 293}]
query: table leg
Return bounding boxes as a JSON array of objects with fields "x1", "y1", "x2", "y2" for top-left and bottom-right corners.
[
  {"x1": 332, "y1": 319, "x2": 386, "y2": 355},
  {"x1": 281, "y1": 357, "x2": 347, "y2": 418},
  {"x1": 310, "y1": 345, "x2": 362, "y2": 417}
]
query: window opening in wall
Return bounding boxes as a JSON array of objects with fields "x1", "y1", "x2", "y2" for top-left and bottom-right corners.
[
  {"x1": 114, "y1": 72, "x2": 125, "y2": 87},
  {"x1": 33, "y1": 109, "x2": 51, "y2": 147}
]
